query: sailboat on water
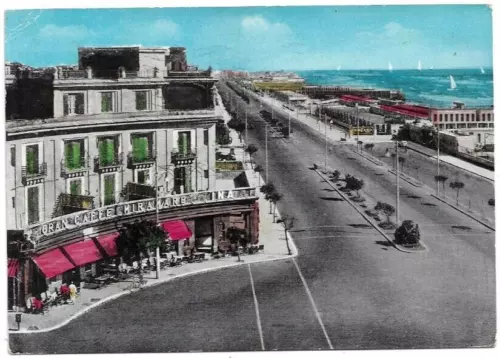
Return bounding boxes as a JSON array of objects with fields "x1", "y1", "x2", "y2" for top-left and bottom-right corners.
[
  {"x1": 337, "y1": 65, "x2": 342, "y2": 71},
  {"x1": 417, "y1": 60, "x2": 422, "y2": 71},
  {"x1": 480, "y1": 67, "x2": 485, "y2": 74},
  {"x1": 429, "y1": 66, "x2": 434, "y2": 70},
  {"x1": 388, "y1": 62, "x2": 393, "y2": 72},
  {"x1": 449, "y1": 75, "x2": 457, "y2": 90}
]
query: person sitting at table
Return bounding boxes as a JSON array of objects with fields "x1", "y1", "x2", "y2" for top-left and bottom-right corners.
[
  {"x1": 60, "y1": 283, "x2": 70, "y2": 301},
  {"x1": 32, "y1": 296, "x2": 44, "y2": 314}
]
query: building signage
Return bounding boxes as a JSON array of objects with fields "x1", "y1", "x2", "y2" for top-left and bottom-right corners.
[{"x1": 27, "y1": 188, "x2": 256, "y2": 241}]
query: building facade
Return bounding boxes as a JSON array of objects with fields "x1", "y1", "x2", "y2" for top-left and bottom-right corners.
[
  {"x1": 6, "y1": 46, "x2": 259, "y2": 310},
  {"x1": 430, "y1": 103, "x2": 494, "y2": 130}
]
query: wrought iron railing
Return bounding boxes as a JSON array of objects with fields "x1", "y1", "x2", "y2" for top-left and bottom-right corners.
[
  {"x1": 59, "y1": 193, "x2": 94, "y2": 210},
  {"x1": 171, "y1": 150, "x2": 197, "y2": 164},
  {"x1": 60, "y1": 158, "x2": 89, "y2": 177},
  {"x1": 21, "y1": 163, "x2": 47, "y2": 184},
  {"x1": 127, "y1": 152, "x2": 156, "y2": 167},
  {"x1": 93, "y1": 152, "x2": 123, "y2": 172},
  {"x1": 168, "y1": 70, "x2": 212, "y2": 78}
]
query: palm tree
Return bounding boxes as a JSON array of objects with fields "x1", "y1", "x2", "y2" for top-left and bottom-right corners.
[
  {"x1": 449, "y1": 181, "x2": 465, "y2": 205},
  {"x1": 268, "y1": 192, "x2": 283, "y2": 223}
]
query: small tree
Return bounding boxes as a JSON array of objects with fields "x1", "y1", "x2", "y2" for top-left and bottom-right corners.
[
  {"x1": 245, "y1": 144, "x2": 258, "y2": 168},
  {"x1": 277, "y1": 215, "x2": 295, "y2": 255},
  {"x1": 398, "y1": 157, "x2": 406, "y2": 173},
  {"x1": 268, "y1": 192, "x2": 283, "y2": 223},
  {"x1": 254, "y1": 165, "x2": 263, "y2": 186},
  {"x1": 449, "y1": 181, "x2": 465, "y2": 205},
  {"x1": 364, "y1": 143, "x2": 374, "y2": 153},
  {"x1": 260, "y1": 182, "x2": 276, "y2": 214},
  {"x1": 375, "y1": 201, "x2": 396, "y2": 225},
  {"x1": 488, "y1": 198, "x2": 495, "y2": 207},
  {"x1": 347, "y1": 176, "x2": 364, "y2": 198},
  {"x1": 434, "y1": 175, "x2": 448, "y2": 196}
]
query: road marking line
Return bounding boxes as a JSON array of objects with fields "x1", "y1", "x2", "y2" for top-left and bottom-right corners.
[
  {"x1": 292, "y1": 258, "x2": 334, "y2": 350},
  {"x1": 248, "y1": 264, "x2": 265, "y2": 351}
]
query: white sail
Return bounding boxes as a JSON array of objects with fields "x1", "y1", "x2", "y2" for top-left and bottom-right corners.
[
  {"x1": 388, "y1": 62, "x2": 393, "y2": 72},
  {"x1": 429, "y1": 66, "x2": 434, "y2": 70},
  {"x1": 418, "y1": 60, "x2": 422, "y2": 71},
  {"x1": 449, "y1": 75, "x2": 457, "y2": 90},
  {"x1": 480, "y1": 67, "x2": 485, "y2": 74},
  {"x1": 337, "y1": 65, "x2": 341, "y2": 71}
]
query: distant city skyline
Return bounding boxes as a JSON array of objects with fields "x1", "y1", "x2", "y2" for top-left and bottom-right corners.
[{"x1": 5, "y1": 5, "x2": 493, "y2": 71}]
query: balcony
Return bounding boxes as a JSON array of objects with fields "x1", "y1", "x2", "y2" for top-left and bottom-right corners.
[
  {"x1": 58, "y1": 193, "x2": 94, "y2": 216},
  {"x1": 168, "y1": 70, "x2": 212, "y2": 78},
  {"x1": 121, "y1": 182, "x2": 157, "y2": 202},
  {"x1": 60, "y1": 158, "x2": 89, "y2": 178},
  {"x1": 171, "y1": 150, "x2": 197, "y2": 166},
  {"x1": 93, "y1": 153, "x2": 123, "y2": 173},
  {"x1": 22, "y1": 163, "x2": 48, "y2": 185},
  {"x1": 127, "y1": 152, "x2": 156, "y2": 169}
]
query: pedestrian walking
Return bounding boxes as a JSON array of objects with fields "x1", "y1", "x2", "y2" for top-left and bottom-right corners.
[{"x1": 69, "y1": 281, "x2": 77, "y2": 304}]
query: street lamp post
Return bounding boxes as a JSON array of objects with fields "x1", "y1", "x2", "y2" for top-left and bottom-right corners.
[
  {"x1": 288, "y1": 100, "x2": 291, "y2": 137},
  {"x1": 324, "y1": 108, "x2": 328, "y2": 169},
  {"x1": 154, "y1": 159, "x2": 161, "y2": 280},
  {"x1": 245, "y1": 106, "x2": 248, "y2": 145},
  {"x1": 356, "y1": 103, "x2": 360, "y2": 151},
  {"x1": 437, "y1": 125, "x2": 440, "y2": 196},
  {"x1": 395, "y1": 142, "x2": 400, "y2": 225},
  {"x1": 265, "y1": 123, "x2": 269, "y2": 182}
]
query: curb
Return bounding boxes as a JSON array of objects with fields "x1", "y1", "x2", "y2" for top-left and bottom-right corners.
[
  {"x1": 387, "y1": 169, "x2": 424, "y2": 188},
  {"x1": 431, "y1": 194, "x2": 495, "y2": 231},
  {"x1": 10, "y1": 245, "x2": 298, "y2": 335},
  {"x1": 314, "y1": 169, "x2": 420, "y2": 254},
  {"x1": 407, "y1": 145, "x2": 494, "y2": 182},
  {"x1": 350, "y1": 148, "x2": 385, "y2": 166}
]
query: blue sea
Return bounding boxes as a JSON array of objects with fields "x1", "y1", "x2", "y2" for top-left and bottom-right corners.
[{"x1": 297, "y1": 69, "x2": 493, "y2": 108}]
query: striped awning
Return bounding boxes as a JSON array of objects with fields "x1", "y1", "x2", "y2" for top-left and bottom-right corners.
[{"x1": 8, "y1": 259, "x2": 19, "y2": 278}]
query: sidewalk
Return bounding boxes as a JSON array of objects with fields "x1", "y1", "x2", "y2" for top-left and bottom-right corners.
[
  {"x1": 8, "y1": 105, "x2": 297, "y2": 334},
  {"x1": 407, "y1": 142, "x2": 495, "y2": 182}
]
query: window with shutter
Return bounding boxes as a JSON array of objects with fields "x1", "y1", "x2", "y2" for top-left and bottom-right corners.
[
  {"x1": 132, "y1": 135, "x2": 150, "y2": 162},
  {"x1": 65, "y1": 140, "x2": 84, "y2": 169},
  {"x1": 26, "y1": 145, "x2": 39, "y2": 175},
  {"x1": 136, "y1": 91, "x2": 148, "y2": 111},
  {"x1": 103, "y1": 175, "x2": 115, "y2": 205},
  {"x1": 178, "y1": 132, "x2": 190, "y2": 155},
  {"x1": 69, "y1": 179, "x2": 82, "y2": 195},
  {"x1": 101, "y1": 92, "x2": 114, "y2": 113},
  {"x1": 99, "y1": 138, "x2": 116, "y2": 166},
  {"x1": 27, "y1": 186, "x2": 40, "y2": 224}
]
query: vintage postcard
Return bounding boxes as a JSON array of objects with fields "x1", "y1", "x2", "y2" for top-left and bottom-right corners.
[{"x1": 3, "y1": 1, "x2": 496, "y2": 355}]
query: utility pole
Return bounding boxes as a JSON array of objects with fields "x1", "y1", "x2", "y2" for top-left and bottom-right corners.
[
  {"x1": 437, "y1": 125, "x2": 441, "y2": 197},
  {"x1": 356, "y1": 103, "x2": 360, "y2": 150},
  {"x1": 154, "y1": 159, "x2": 161, "y2": 280},
  {"x1": 395, "y1": 142, "x2": 400, "y2": 225},
  {"x1": 245, "y1": 106, "x2": 248, "y2": 144},
  {"x1": 265, "y1": 123, "x2": 269, "y2": 182},
  {"x1": 324, "y1": 108, "x2": 328, "y2": 169}
]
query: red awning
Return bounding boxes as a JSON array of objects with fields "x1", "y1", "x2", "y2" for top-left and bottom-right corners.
[
  {"x1": 33, "y1": 249, "x2": 75, "y2": 279},
  {"x1": 96, "y1": 233, "x2": 120, "y2": 257},
  {"x1": 162, "y1": 220, "x2": 192, "y2": 241},
  {"x1": 8, "y1": 259, "x2": 19, "y2": 278},
  {"x1": 63, "y1": 239, "x2": 103, "y2": 267}
]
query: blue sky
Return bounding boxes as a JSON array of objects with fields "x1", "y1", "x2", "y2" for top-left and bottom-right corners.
[{"x1": 4, "y1": 5, "x2": 493, "y2": 71}]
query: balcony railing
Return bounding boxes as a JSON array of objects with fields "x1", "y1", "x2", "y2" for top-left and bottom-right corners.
[
  {"x1": 122, "y1": 182, "x2": 157, "y2": 201},
  {"x1": 22, "y1": 163, "x2": 48, "y2": 185},
  {"x1": 60, "y1": 158, "x2": 89, "y2": 177},
  {"x1": 59, "y1": 193, "x2": 94, "y2": 211},
  {"x1": 60, "y1": 70, "x2": 87, "y2": 79},
  {"x1": 127, "y1": 152, "x2": 156, "y2": 168},
  {"x1": 171, "y1": 150, "x2": 197, "y2": 165},
  {"x1": 93, "y1": 153, "x2": 123, "y2": 172},
  {"x1": 168, "y1": 70, "x2": 212, "y2": 78}
]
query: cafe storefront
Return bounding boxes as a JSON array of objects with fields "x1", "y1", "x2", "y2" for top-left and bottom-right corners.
[{"x1": 12, "y1": 187, "x2": 259, "y2": 307}]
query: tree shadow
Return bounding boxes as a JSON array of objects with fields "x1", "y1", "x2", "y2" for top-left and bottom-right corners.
[
  {"x1": 406, "y1": 195, "x2": 422, "y2": 199},
  {"x1": 452, "y1": 225, "x2": 472, "y2": 231},
  {"x1": 318, "y1": 197, "x2": 344, "y2": 202},
  {"x1": 421, "y1": 203, "x2": 437, "y2": 207},
  {"x1": 321, "y1": 188, "x2": 336, "y2": 192},
  {"x1": 375, "y1": 240, "x2": 392, "y2": 247},
  {"x1": 349, "y1": 223, "x2": 372, "y2": 228}
]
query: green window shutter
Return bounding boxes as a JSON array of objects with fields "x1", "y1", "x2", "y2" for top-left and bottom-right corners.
[
  {"x1": 70, "y1": 180, "x2": 81, "y2": 195},
  {"x1": 133, "y1": 136, "x2": 148, "y2": 161},
  {"x1": 178, "y1": 133, "x2": 189, "y2": 155},
  {"x1": 27, "y1": 186, "x2": 39, "y2": 224},
  {"x1": 102, "y1": 93, "x2": 113, "y2": 112},
  {"x1": 26, "y1": 146, "x2": 38, "y2": 175},
  {"x1": 106, "y1": 139, "x2": 115, "y2": 165},
  {"x1": 98, "y1": 140, "x2": 107, "y2": 166},
  {"x1": 104, "y1": 175, "x2": 115, "y2": 205},
  {"x1": 71, "y1": 142, "x2": 81, "y2": 169},
  {"x1": 64, "y1": 143, "x2": 73, "y2": 169}
]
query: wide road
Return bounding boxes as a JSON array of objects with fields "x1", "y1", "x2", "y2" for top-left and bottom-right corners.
[{"x1": 9, "y1": 81, "x2": 495, "y2": 353}]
